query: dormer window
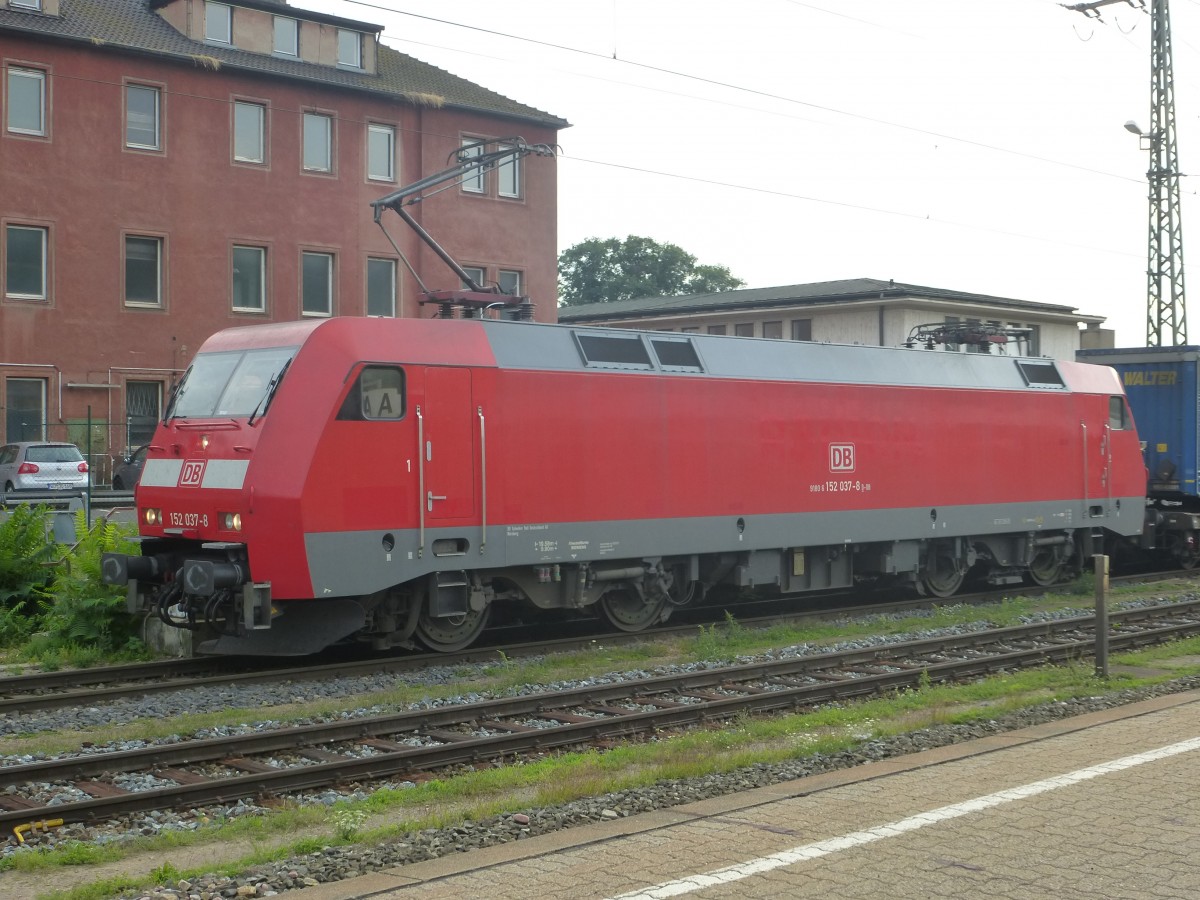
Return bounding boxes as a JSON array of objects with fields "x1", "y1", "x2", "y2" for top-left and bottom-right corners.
[
  {"x1": 205, "y1": 2, "x2": 232, "y2": 45},
  {"x1": 274, "y1": 16, "x2": 298, "y2": 56},
  {"x1": 11, "y1": 0, "x2": 43, "y2": 11},
  {"x1": 337, "y1": 29, "x2": 362, "y2": 68}
]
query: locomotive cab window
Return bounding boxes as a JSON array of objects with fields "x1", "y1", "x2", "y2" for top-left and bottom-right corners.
[
  {"x1": 1109, "y1": 396, "x2": 1130, "y2": 430},
  {"x1": 338, "y1": 366, "x2": 405, "y2": 420},
  {"x1": 169, "y1": 346, "x2": 297, "y2": 419}
]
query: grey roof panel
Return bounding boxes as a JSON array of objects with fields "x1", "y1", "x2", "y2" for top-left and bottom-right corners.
[
  {"x1": 0, "y1": 0, "x2": 567, "y2": 127},
  {"x1": 480, "y1": 319, "x2": 1049, "y2": 392}
]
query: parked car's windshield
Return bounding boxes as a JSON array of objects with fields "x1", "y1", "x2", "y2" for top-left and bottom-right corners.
[{"x1": 170, "y1": 346, "x2": 297, "y2": 419}]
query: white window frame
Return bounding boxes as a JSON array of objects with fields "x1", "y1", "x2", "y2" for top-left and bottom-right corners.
[
  {"x1": 366, "y1": 258, "x2": 396, "y2": 317},
  {"x1": 460, "y1": 139, "x2": 484, "y2": 193},
  {"x1": 302, "y1": 112, "x2": 332, "y2": 173},
  {"x1": 273, "y1": 16, "x2": 298, "y2": 56},
  {"x1": 337, "y1": 29, "x2": 362, "y2": 68},
  {"x1": 460, "y1": 265, "x2": 485, "y2": 289},
  {"x1": 205, "y1": 2, "x2": 232, "y2": 44},
  {"x1": 497, "y1": 143, "x2": 521, "y2": 198},
  {"x1": 233, "y1": 100, "x2": 265, "y2": 164},
  {"x1": 124, "y1": 235, "x2": 163, "y2": 307},
  {"x1": 5, "y1": 224, "x2": 47, "y2": 300},
  {"x1": 11, "y1": 0, "x2": 43, "y2": 11},
  {"x1": 497, "y1": 269, "x2": 522, "y2": 297},
  {"x1": 6, "y1": 67, "x2": 45, "y2": 136},
  {"x1": 125, "y1": 84, "x2": 161, "y2": 150},
  {"x1": 367, "y1": 123, "x2": 395, "y2": 182},
  {"x1": 301, "y1": 251, "x2": 333, "y2": 316},
  {"x1": 232, "y1": 245, "x2": 266, "y2": 312}
]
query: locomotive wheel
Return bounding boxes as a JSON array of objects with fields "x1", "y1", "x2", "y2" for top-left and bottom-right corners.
[
  {"x1": 599, "y1": 588, "x2": 666, "y2": 632},
  {"x1": 1026, "y1": 548, "x2": 1065, "y2": 586},
  {"x1": 920, "y1": 551, "x2": 964, "y2": 598},
  {"x1": 1176, "y1": 543, "x2": 1200, "y2": 570},
  {"x1": 415, "y1": 605, "x2": 491, "y2": 652}
]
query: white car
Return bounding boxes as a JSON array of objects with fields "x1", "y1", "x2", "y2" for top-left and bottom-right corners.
[{"x1": 0, "y1": 442, "x2": 90, "y2": 492}]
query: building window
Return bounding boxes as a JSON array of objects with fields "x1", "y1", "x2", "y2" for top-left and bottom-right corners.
[
  {"x1": 233, "y1": 101, "x2": 264, "y2": 163},
  {"x1": 734, "y1": 323, "x2": 754, "y2": 337},
  {"x1": 5, "y1": 378, "x2": 45, "y2": 442},
  {"x1": 125, "y1": 381, "x2": 161, "y2": 449},
  {"x1": 301, "y1": 251, "x2": 332, "y2": 316},
  {"x1": 125, "y1": 84, "x2": 160, "y2": 150},
  {"x1": 707, "y1": 325, "x2": 726, "y2": 336},
  {"x1": 681, "y1": 326, "x2": 699, "y2": 334},
  {"x1": 303, "y1": 112, "x2": 332, "y2": 172},
  {"x1": 337, "y1": 29, "x2": 362, "y2": 68},
  {"x1": 460, "y1": 265, "x2": 485, "y2": 289},
  {"x1": 205, "y1": 2, "x2": 232, "y2": 44},
  {"x1": 498, "y1": 270, "x2": 522, "y2": 296},
  {"x1": 5, "y1": 224, "x2": 47, "y2": 299},
  {"x1": 763, "y1": 321, "x2": 783, "y2": 339},
  {"x1": 273, "y1": 16, "x2": 298, "y2": 56},
  {"x1": 460, "y1": 139, "x2": 484, "y2": 193},
  {"x1": 791, "y1": 319, "x2": 812, "y2": 341},
  {"x1": 11, "y1": 0, "x2": 43, "y2": 11},
  {"x1": 232, "y1": 245, "x2": 265, "y2": 311},
  {"x1": 6, "y1": 67, "x2": 45, "y2": 136},
  {"x1": 124, "y1": 235, "x2": 162, "y2": 306},
  {"x1": 497, "y1": 143, "x2": 520, "y2": 198},
  {"x1": 367, "y1": 124, "x2": 394, "y2": 182},
  {"x1": 367, "y1": 258, "x2": 395, "y2": 317}
]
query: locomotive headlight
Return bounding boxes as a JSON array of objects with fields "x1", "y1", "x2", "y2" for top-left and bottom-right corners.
[
  {"x1": 201, "y1": 434, "x2": 210, "y2": 450},
  {"x1": 143, "y1": 508, "x2": 162, "y2": 526},
  {"x1": 219, "y1": 511, "x2": 243, "y2": 531}
]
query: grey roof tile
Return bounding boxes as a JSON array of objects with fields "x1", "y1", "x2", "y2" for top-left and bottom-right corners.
[{"x1": 0, "y1": 0, "x2": 567, "y2": 126}]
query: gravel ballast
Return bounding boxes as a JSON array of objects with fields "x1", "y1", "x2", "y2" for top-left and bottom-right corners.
[{"x1": 0, "y1": 597, "x2": 1195, "y2": 899}]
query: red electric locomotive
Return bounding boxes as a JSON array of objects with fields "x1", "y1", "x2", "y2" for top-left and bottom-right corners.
[{"x1": 102, "y1": 317, "x2": 1147, "y2": 655}]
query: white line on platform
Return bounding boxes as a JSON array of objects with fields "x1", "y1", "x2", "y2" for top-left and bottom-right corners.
[{"x1": 607, "y1": 735, "x2": 1200, "y2": 900}]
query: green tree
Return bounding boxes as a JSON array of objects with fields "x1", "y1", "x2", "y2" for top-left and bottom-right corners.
[{"x1": 558, "y1": 235, "x2": 744, "y2": 306}]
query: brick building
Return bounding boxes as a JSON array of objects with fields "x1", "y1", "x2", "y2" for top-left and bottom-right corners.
[{"x1": 0, "y1": 0, "x2": 565, "y2": 476}]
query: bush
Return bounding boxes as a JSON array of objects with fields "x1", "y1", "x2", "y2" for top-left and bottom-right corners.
[
  {"x1": 36, "y1": 512, "x2": 144, "y2": 658},
  {"x1": 0, "y1": 504, "x2": 57, "y2": 646}
]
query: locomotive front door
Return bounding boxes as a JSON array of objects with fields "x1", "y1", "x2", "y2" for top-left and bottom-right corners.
[
  {"x1": 1083, "y1": 415, "x2": 1112, "y2": 518},
  {"x1": 422, "y1": 367, "x2": 478, "y2": 522}
]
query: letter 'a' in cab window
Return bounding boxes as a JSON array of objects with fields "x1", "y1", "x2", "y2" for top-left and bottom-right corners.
[
  {"x1": 338, "y1": 366, "x2": 405, "y2": 420},
  {"x1": 1109, "y1": 396, "x2": 1129, "y2": 430}
]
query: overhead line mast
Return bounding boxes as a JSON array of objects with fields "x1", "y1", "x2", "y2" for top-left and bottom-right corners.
[{"x1": 1063, "y1": 0, "x2": 1187, "y2": 345}]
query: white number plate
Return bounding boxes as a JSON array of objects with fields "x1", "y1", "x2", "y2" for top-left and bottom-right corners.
[{"x1": 168, "y1": 511, "x2": 209, "y2": 528}]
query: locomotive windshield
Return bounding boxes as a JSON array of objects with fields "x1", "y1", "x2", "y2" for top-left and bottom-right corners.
[{"x1": 168, "y1": 346, "x2": 297, "y2": 419}]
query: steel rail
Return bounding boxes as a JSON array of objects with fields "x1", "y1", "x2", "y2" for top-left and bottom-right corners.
[{"x1": 0, "y1": 603, "x2": 1197, "y2": 828}]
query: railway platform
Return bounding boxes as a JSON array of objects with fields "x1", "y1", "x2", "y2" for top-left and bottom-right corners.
[{"x1": 292, "y1": 687, "x2": 1200, "y2": 899}]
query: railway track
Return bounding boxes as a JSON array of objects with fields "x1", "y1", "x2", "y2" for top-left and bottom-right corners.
[
  {"x1": 3, "y1": 571, "x2": 1186, "y2": 714},
  {"x1": 1, "y1": 598, "x2": 1198, "y2": 830}
]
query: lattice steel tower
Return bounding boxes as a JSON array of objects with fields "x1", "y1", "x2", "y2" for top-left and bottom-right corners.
[{"x1": 1065, "y1": 0, "x2": 1187, "y2": 345}]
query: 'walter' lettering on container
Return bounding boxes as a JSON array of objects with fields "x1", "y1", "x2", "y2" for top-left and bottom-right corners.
[
  {"x1": 1124, "y1": 370, "x2": 1178, "y2": 386},
  {"x1": 829, "y1": 443, "x2": 855, "y2": 472}
]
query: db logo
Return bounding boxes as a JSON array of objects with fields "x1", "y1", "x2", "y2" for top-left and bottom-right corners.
[
  {"x1": 829, "y1": 443, "x2": 855, "y2": 473},
  {"x1": 179, "y1": 460, "x2": 207, "y2": 487}
]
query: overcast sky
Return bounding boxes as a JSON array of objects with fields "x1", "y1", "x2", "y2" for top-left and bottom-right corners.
[{"x1": 302, "y1": 0, "x2": 1200, "y2": 346}]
